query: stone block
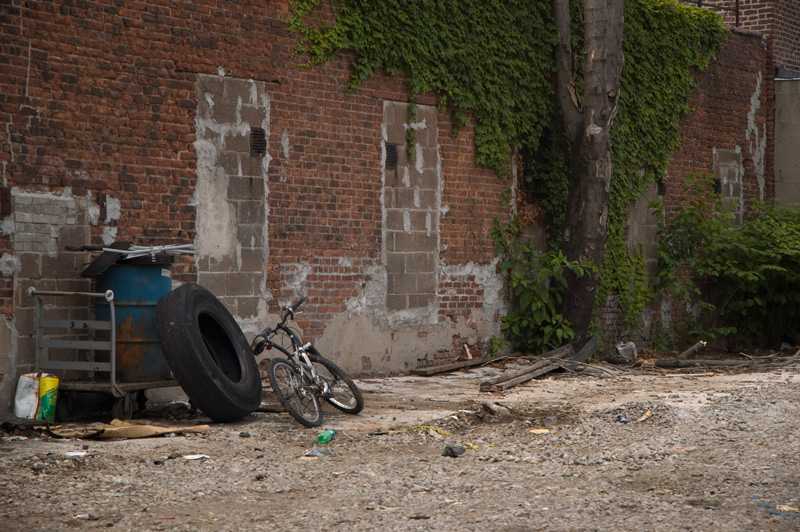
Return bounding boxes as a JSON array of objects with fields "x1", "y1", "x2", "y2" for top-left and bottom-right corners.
[
  {"x1": 385, "y1": 252, "x2": 405, "y2": 275},
  {"x1": 385, "y1": 293, "x2": 407, "y2": 312},
  {"x1": 235, "y1": 295, "x2": 261, "y2": 319},
  {"x1": 407, "y1": 252, "x2": 434, "y2": 273},
  {"x1": 408, "y1": 293, "x2": 435, "y2": 309}
]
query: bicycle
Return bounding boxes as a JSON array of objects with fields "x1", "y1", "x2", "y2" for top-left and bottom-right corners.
[{"x1": 251, "y1": 297, "x2": 364, "y2": 427}]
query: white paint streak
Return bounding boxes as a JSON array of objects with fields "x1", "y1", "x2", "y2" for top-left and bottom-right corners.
[
  {"x1": 746, "y1": 71, "x2": 767, "y2": 199},
  {"x1": 86, "y1": 192, "x2": 100, "y2": 226}
]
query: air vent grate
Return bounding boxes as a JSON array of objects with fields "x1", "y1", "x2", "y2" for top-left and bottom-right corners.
[
  {"x1": 385, "y1": 142, "x2": 398, "y2": 170},
  {"x1": 657, "y1": 181, "x2": 666, "y2": 196},
  {"x1": 251, "y1": 127, "x2": 266, "y2": 157}
]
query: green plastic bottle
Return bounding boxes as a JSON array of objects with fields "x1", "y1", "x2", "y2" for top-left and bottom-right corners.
[{"x1": 317, "y1": 429, "x2": 336, "y2": 444}]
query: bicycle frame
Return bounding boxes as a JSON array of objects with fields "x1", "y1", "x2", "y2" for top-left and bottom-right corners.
[{"x1": 251, "y1": 301, "x2": 331, "y2": 396}]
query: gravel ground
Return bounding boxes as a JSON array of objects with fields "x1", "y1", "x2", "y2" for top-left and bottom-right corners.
[{"x1": 2, "y1": 361, "x2": 799, "y2": 532}]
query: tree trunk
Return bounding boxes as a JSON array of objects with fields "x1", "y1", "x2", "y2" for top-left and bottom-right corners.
[{"x1": 553, "y1": 0, "x2": 624, "y2": 337}]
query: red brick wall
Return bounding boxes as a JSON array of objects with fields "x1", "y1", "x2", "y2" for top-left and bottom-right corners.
[
  {"x1": 773, "y1": 0, "x2": 800, "y2": 71},
  {"x1": 0, "y1": 2, "x2": 23, "y2": 316},
  {"x1": 667, "y1": 30, "x2": 773, "y2": 207},
  {"x1": 0, "y1": 1, "x2": 506, "y2": 343},
  {"x1": 657, "y1": 30, "x2": 773, "y2": 338},
  {"x1": 683, "y1": 0, "x2": 800, "y2": 71}
]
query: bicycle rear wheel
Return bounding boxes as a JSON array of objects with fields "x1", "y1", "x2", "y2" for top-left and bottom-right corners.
[
  {"x1": 308, "y1": 349, "x2": 364, "y2": 415},
  {"x1": 267, "y1": 358, "x2": 322, "y2": 427}
]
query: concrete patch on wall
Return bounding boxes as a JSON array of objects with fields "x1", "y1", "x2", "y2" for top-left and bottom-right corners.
[
  {"x1": 713, "y1": 147, "x2": 744, "y2": 223},
  {"x1": 10, "y1": 188, "x2": 81, "y2": 254},
  {"x1": 382, "y1": 101, "x2": 441, "y2": 322},
  {"x1": 193, "y1": 74, "x2": 271, "y2": 325},
  {"x1": 774, "y1": 79, "x2": 800, "y2": 206},
  {"x1": 0, "y1": 187, "x2": 93, "y2": 410}
]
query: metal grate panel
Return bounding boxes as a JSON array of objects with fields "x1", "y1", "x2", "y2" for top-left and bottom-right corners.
[
  {"x1": 251, "y1": 127, "x2": 267, "y2": 157},
  {"x1": 385, "y1": 142, "x2": 398, "y2": 170}
]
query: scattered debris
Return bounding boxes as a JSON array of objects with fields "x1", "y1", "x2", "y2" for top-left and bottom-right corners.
[
  {"x1": 304, "y1": 443, "x2": 336, "y2": 458},
  {"x1": 389, "y1": 425, "x2": 452, "y2": 437},
  {"x1": 442, "y1": 443, "x2": 466, "y2": 457},
  {"x1": 410, "y1": 356, "x2": 510, "y2": 377},
  {"x1": 479, "y1": 336, "x2": 598, "y2": 391},
  {"x1": 49, "y1": 419, "x2": 209, "y2": 440},
  {"x1": 678, "y1": 340, "x2": 708, "y2": 360},
  {"x1": 608, "y1": 342, "x2": 638, "y2": 364}
]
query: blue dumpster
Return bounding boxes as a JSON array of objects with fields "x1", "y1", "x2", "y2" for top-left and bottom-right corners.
[{"x1": 96, "y1": 263, "x2": 173, "y2": 382}]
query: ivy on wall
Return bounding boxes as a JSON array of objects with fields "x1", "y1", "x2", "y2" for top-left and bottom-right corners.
[
  {"x1": 287, "y1": 0, "x2": 728, "y2": 345},
  {"x1": 288, "y1": 0, "x2": 555, "y2": 175}
]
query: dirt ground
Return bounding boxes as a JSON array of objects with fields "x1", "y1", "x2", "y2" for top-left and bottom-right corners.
[{"x1": 2, "y1": 357, "x2": 800, "y2": 532}]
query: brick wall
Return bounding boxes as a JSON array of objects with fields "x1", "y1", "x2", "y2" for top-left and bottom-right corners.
[
  {"x1": 0, "y1": 1, "x2": 791, "y2": 404},
  {"x1": 634, "y1": 30, "x2": 774, "y2": 343},
  {"x1": 682, "y1": 0, "x2": 800, "y2": 71},
  {"x1": 0, "y1": 0, "x2": 509, "y2": 401}
]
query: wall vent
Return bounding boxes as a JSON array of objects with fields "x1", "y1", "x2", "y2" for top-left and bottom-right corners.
[
  {"x1": 657, "y1": 181, "x2": 666, "y2": 196},
  {"x1": 385, "y1": 142, "x2": 398, "y2": 170},
  {"x1": 250, "y1": 127, "x2": 267, "y2": 157}
]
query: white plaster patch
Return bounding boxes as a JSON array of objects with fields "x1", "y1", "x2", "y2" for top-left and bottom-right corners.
[
  {"x1": 426, "y1": 209, "x2": 432, "y2": 236},
  {"x1": 415, "y1": 143, "x2": 424, "y2": 174},
  {"x1": 194, "y1": 167, "x2": 236, "y2": 262},
  {"x1": 104, "y1": 195, "x2": 120, "y2": 223},
  {"x1": 402, "y1": 167, "x2": 410, "y2": 188},
  {"x1": 403, "y1": 210, "x2": 411, "y2": 233},
  {"x1": 0, "y1": 253, "x2": 21, "y2": 276},
  {"x1": 281, "y1": 129, "x2": 290, "y2": 160},
  {"x1": 102, "y1": 226, "x2": 118, "y2": 246},
  {"x1": 413, "y1": 187, "x2": 420, "y2": 208},
  {"x1": 86, "y1": 192, "x2": 100, "y2": 226},
  {"x1": 441, "y1": 258, "x2": 505, "y2": 307}
]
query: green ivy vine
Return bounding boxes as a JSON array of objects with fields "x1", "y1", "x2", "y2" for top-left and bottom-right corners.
[{"x1": 287, "y1": 0, "x2": 728, "y2": 348}]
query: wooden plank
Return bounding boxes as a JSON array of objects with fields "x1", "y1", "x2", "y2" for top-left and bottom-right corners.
[
  {"x1": 481, "y1": 361, "x2": 564, "y2": 391},
  {"x1": 410, "y1": 356, "x2": 502, "y2": 376},
  {"x1": 479, "y1": 350, "x2": 574, "y2": 389},
  {"x1": 479, "y1": 335, "x2": 598, "y2": 392}
]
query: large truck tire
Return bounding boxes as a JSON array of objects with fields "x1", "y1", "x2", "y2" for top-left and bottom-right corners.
[{"x1": 154, "y1": 283, "x2": 261, "y2": 422}]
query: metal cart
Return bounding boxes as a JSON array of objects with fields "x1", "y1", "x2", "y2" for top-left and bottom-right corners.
[{"x1": 29, "y1": 287, "x2": 178, "y2": 420}]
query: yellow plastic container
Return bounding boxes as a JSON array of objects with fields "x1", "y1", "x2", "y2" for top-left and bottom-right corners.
[{"x1": 37, "y1": 375, "x2": 59, "y2": 422}]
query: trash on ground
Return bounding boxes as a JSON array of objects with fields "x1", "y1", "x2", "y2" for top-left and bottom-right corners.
[
  {"x1": 442, "y1": 443, "x2": 466, "y2": 457},
  {"x1": 529, "y1": 428, "x2": 551, "y2": 434},
  {"x1": 317, "y1": 429, "x2": 336, "y2": 444},
  {"x1": 184, "y1": 454, "x2": 210, "y2": 460},
  {"x1": 389, "y1": 425, "x2": 451, "y2": 436},
  {"x1": 608, "y1": 342, "x2": 638, "y2": 364},
  {"x1": 633, "y1": 410, "x2": 652, "y2": 423},
  {"x1": 64, "y1": 451, "x2": 87, "y2": 457},
  {"x1": 615, "y1": 414, "x2": 631, "y2": 423},
  {"x1": 304, "y1": 443, "x2": 336, "y2": 457},
  {"x1": 49, "y1": 419, "x2": 210, "y2": 440}
]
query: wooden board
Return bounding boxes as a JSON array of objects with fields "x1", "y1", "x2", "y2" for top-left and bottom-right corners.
[
  {"x1": 410, "y1": 356, "x2": 505, "y2": 377},
  {"x1": 479, "y1": 335, "x2": 598, "y2": 391}
]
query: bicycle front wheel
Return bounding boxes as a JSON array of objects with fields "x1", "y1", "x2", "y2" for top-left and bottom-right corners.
[
  {"x1": 308, "y1": 349, "x2": 364, "y2": 415},
  {"x1": 267, "y1": 358, "x2": 322, "y2": 427}
]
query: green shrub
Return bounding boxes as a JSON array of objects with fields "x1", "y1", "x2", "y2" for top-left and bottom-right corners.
[{"x1": 492, "y1": 217, "x2": 594, "y2": 352}]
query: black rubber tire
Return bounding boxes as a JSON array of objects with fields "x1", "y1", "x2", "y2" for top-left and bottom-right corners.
[
  {"x1": 154, "y1": 283, "x2": 261, "y2": 422},
  {"x1": 308, "y1": 348, "x2": 364, "y2": 415},
  {"x1": 267, "y1": 358, "x2": 322, "y2": 427}
]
